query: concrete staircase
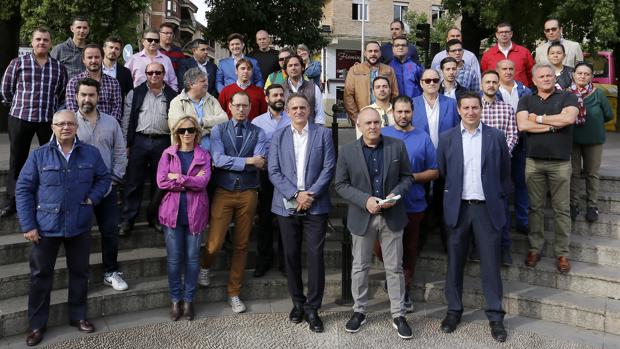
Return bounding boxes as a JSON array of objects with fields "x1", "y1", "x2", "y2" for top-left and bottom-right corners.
[{"x1": 1, "y1": 169, "x2": 620, "y2": 340}]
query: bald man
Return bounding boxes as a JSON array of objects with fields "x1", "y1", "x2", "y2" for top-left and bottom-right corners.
[
  {"x1": 249, "y1": 30, "x2": 280, "y2": 83},
  {"x1": 336, "y1": 107, "x2": 414, "y2": 339}
]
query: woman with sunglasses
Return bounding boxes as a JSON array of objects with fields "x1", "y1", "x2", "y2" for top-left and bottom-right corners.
[
  {"x1": 547, "y1": 42, "x2": 573, "y2": 89},
  {"x1": 157, "y1": 116, "x2": 211, "y2": 321},
  {"x1": 569, "y1": 62, "x2": 613, "y2": 222}
]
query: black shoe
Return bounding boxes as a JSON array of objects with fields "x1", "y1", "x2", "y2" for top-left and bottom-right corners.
[
  {"x1": 289, "y1": 304, "x2": 304, "y2": 324},
  {"x1": 170, "y1": 301, "x2": 183, "y2": 321},
  {"x1": 586, "y1": 207, "x2": 599, "y2": 222},
  {"x1": 304, "y1": 310, "x2": 324, "y2": 333},
  {"x1": 570, "y1": 205, "x2": 579, "y2": 222},
  {"x1": 278, "y1": 265, "x2": 287, "y2": 277},
  {"x1": 253, "y1": 266, "x2": 268, "y2": 278},
  {"x1": 490, "y1": 321, "x2": 507, "y2": 342},
  {"x1": 0, "y1": 201, "x2": 16, "y2": 218},
  {"x1": 25, "y1": 327, "x2": 46, "y2": 346},
  {"x1": 502, "y1": 250, "x2": 513, "y2": 266},
  {"x1": 183, "y1": 301, "x2": 194, "y2": 321},
  {"x1": 118, "y1": 222, "x2": 132, "y2": 236},
  {"x1": 392, "y1": 316, "x2": 413, "y2": 339},
  {"x1": 382, "y1": 280, "x2": 388, "y2": 293},
  {"x1": 403, "y1": 290, "x2": 414, "y2": 313},
  {"x1": 345, "y1": 312, "x2": 366, "y2": 333},
  {"x1": 516, "y1": 225, "x2": 529, "y2": 235},
  {"x1": 440, "y1": 313, "x2": 461, "y2": 333}
]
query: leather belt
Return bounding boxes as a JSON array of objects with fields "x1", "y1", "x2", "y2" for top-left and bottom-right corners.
[{"x1": 462, "y1": 199, "x2": 485, "y2": 204}]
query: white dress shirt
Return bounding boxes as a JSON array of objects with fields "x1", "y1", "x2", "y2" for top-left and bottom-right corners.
[
  {"x1": 461, "y1": 122, "x2": 485, "y2": 200},
  {"x1": 499, "y1": 83, "x2": 520, "y2": 113},
  {"x1": 424, "y1": 95, "x2": 440, "y2": 148},
  {"x1": 292, "y1": 123, "x2": 309, "y2": 190}
]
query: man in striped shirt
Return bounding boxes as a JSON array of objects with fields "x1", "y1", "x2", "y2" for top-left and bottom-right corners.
[
  {"x1": 480, "y1": 70, "x2": 518, "y2": 266},
  {"x1": 0, "y1": 26, "x2": 68, "y2": 217}
]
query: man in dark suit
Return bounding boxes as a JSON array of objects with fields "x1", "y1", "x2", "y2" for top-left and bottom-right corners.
[
  {"x1": 177, "y1": 39, "x2": 218, "y2": 97},
  {"x1": 436, "y1": 91, "x2": 511, "y2": 342},
  {"x1": 335, "y1": 107, "x2": 413, "y2": 339},
  {"x1": 102, "y1": 36, "x2": 133, "y2": 112},
  {"x1": 268, "y1": 94, "x2": 336, "y2": 332}
]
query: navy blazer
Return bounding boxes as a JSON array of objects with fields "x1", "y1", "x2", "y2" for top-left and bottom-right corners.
[
  {"x1": 215, "y1": 56, "x2": 264, "y2": 93},
  {"x1": 177, "y1": 58, "x2": 218, "y2": 97},
  {"x1": 436, "y1": 123, "x2": 511, "y2": 230},
  {"x1": 268, "y1": 124, "x2": 336, "y2": 216},
  {"x1": 412, "y1": 94, "x2": 460, "y2": 140}
]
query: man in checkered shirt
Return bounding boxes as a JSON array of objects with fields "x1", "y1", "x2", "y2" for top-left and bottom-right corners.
[
  {"x1": 0, "y1": 26, "x2": 68, "y2": 217},
  {"x1": 446, "y1": 39, "x2": 480, "y2": 92},
  {"x1": 480, "y1": 69, "x2": 518, "y2": 266}
]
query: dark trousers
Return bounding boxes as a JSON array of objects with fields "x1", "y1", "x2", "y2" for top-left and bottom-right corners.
[
  {"x1": 511, "y1": 137, "x2": 528, "y2": 230},
  {"x1": 445, "y1": 201, "x2": 505, "y2": 322},
  {"x1": 256, "y1": 172, "x2": 284, "y2": 270},
  {"x1": 121, "y1": 133, "x2": 170, "y2": 225},
  {"x1": 420, "y1": 178, "x2": 447, "y2": 251},
  {"x1": 94, "y1": 189, "x2": 119, "y2": 273},
  {"x1": 28, "y1": 232, "x2": 91, "y2": 330},
  {"x1": 7, "y1": 117, "x2": 52, "y2": 200},
  {"x1": 277, "y1": 214, "x2": 327, "y2": 311}
]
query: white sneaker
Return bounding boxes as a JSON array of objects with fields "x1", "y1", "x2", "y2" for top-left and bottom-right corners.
[
  {"x1": 198, "y1": 268, "x2": 210, "y2": 287},
  {"x1": 228, "y1": 296, "x2": 246, "y2": 313},
  {"x1": 103, "y1": 271, "x2": 129, "y2": 291}
]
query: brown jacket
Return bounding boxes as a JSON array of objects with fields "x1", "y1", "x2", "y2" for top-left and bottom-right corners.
[{"x1": 343, "y1": 62, "x2": 399, "y2": 122}]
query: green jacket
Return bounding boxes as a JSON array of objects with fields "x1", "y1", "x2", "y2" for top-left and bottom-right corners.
[{"x1": 573, "y1": 88, "x2": 613, "y2": 145}]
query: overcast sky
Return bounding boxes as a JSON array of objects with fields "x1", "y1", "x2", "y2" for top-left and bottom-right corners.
[{"x1": 191, "y1": 0, "x2": 208, "y2": 26}]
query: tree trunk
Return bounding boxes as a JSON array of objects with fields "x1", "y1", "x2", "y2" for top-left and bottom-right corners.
[
  {"x1": 459, "y1": 6, "x2": 484, "y2": 59},
  {"x1": 0, "y1": 11, "x2": 21, "y2": 133}
]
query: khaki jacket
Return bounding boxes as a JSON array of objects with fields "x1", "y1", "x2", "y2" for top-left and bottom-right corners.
[
  {"x1": 343, "y1": 62, "x2": 399, "y2": 122},
  {"x1": 168, "y1": 89, "x2": 228, "y2": 144}
]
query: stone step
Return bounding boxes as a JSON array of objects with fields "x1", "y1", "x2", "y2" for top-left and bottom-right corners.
[
  {"x1": 421, "y1": 272, "x2": 620, "y2": 336},
  {"x1": 417, "y1": 247, "x2": 620, "y2": 300},
  {"x1": 554, "y1": 212, "x2": 620, "y2": 240}
]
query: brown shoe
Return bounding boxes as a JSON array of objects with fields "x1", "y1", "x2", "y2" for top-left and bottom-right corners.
[
  {"x1": 524, "y1": 251, "x2": 541, "y2": 267},
  {"x1": 69, "y1": 319, "x2": 95, "y2": 333},
  {"x1": 25, "y1": 328, "x2": 45, "y2": 346},
  {"x1": 557, "y1": 256, "x2": 571, "y2": 273}
]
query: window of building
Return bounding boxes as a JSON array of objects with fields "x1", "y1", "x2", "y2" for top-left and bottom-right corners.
[
  {"x1": 352, "y1": 0, "x2": 369, "y2": 21},
  {"x1": 431, "y1": 4, "x2": 445, "y2": 24},
  {"x1": 166, "y1": 0, "x2": 173, "y2": 16},
  {"x1": 393, "y1": 2, "x2": 408, "y2": 21}
]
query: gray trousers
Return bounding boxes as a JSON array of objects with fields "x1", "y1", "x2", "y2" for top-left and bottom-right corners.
[{"x1": 351, "y1": 215, "x2": 404, "y2": 318}]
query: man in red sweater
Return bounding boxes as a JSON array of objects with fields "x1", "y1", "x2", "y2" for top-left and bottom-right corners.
[
  {"x1": 219, "y1": 59, "x2": 267, "y2": 120},
  {"x1": 480, "y1": 22, "x2": 535, "y2": 87}
]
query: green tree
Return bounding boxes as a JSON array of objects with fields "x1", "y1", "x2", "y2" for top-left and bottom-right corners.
[
  {"x1": 204, "y1": 0, "x2": 329, "y2": 52},
  {"x1": 403, "y1": 10, "x2": 456, "y2": 66}
]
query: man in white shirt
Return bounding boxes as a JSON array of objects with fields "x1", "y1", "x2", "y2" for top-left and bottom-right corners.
[
  {"x1": 535, "y1": 18, "x2": 583, "y2": 68},
  {"x1": 431, "y1": 28, "x2": 481, "y2": 83}
]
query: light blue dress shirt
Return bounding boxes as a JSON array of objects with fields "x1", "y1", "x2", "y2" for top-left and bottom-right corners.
[
  {"x1": 251, "y1": 111, "x2": 291, "y2": 153},
  {"x1": 461, "y1": 122, "x2": 485, "y2": 200}
]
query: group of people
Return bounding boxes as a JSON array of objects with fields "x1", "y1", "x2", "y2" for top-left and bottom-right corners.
[{"x1": 1, "y1": 13, "x2": 613, "y2": 347}]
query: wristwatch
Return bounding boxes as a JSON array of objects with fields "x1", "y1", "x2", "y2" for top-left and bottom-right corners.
[{"x1": 293, "y1": 191, "x2": 299, "y2": 199}]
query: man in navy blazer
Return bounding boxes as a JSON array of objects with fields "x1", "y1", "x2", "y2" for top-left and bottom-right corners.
[
  {"x1": 268, "y1": 94, "x2": 335, "y2": 332},
  {"x1": 436, "y1": 91, "x2": 511, "y2": 343},
  {"x1": 177, "y1": 39, "x2": 218, "y2": 97},
  {"x1": 412, "y1": 69, "x2": 460, "y2": 251},
  {"x1": 216, "y1": 33, "x2": 263, "y2": 93}
]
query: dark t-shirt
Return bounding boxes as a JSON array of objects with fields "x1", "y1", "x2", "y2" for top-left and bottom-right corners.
[
  {"x1": 249, "y1": 49, "x2": 280, "y2": 83},
  {"x1": 176, "y1": 149, "x2": 194, "y2": 226},
  {"x1": 516, "y1": 89, "x2": 579, "y2": 160}
]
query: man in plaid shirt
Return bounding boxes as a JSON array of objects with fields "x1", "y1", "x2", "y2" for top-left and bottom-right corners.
[
  {"x1": 0, "y1": 26, "x2": 68, "y2": 217},
  {"x1": 447, "y1": 39, "x2": 480, "y2": 92},
  {"x1": 65, "y1": 44, "x2": 122, "y2": 121},
  {"x1": 480, "y1": 70, "x2": 518, "y2": 266}
]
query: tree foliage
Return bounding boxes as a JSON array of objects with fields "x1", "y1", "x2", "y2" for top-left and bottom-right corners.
[
  {"x1": 204, "y1": 0, "x2": 329, "y2": 52},
  {"x1": 19, "y1": 0, "x2": 150, "y2": 46},
  {"x1": 403, "y1": 10, "x2": 456, "y2": 66}
]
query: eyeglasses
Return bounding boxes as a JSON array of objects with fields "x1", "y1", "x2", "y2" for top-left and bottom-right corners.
[
  {"x1": 421, "y1": 78, "x2": 440, "y2": 84},
  {"x1": 231, "y1": 103, "x2": 250, "y2": 109},
  {"x1": 176, "y1": 127, "x2": 197, "y2": 135},
  {"x1": 146, "y1": 71, "x2": 163, "y2": 76},
  {"x1": 279, "y1": 57, "x2": 289, "y2": 61},
  {"x1": 144, "y1": 38, "x2": 160, "y2": 43},
  {"x1": 53, "y1": 122, "x2": 76, "y2": 128},
  {"x1": 544, "y1": 27, "x2": 559, "y2": 33}
]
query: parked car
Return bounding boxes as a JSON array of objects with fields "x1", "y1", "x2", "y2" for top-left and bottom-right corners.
[{"x1": 585, "y1": 51, "x2": 618, "y2": 131}]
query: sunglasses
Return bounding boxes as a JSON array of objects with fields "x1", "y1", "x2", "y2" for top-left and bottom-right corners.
[
  {"x1": 421, "y1": 78, "x2": 440, "y2": 84},
  {"x1": 176, "y1": 127, "x2": 197, "y2": 135},
  {"x1": 146, "y1": 71, "x2": 163, "y2": 76},
  {"x1": 144, "y1": 38, "x2": 160, "y2": 43},
  {"x1": 544, "y1": 27, "x2": 559, "y2": 33},
  {"x1": 279, "y1": 57, "x2": 289, "y2": 61}
]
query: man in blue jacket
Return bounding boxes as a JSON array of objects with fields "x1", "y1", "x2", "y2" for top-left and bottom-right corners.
[
  {"x1": 216, "y1": 33, "x2": 263, "y2": 93},
  {"x1": 16, "y1": 110, "x2": 110, "y2": 346},
  {"x1": 389, "y1": 35, "x2": 423, "y2": 100}
]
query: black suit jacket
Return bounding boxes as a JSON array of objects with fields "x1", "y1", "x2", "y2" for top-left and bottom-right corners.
[
  {"x1": 177, "y1": 58, "x2": 218, "y2": 98},
  {"x1": 116, "y1": 65, "x2": 133, "y2": 99}
]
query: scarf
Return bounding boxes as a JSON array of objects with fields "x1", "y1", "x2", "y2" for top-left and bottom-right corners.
[{"x1": 568, "y1": 82, "x2": 594, "y2": 126}]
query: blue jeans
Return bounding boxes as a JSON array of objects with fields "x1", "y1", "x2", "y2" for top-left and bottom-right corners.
[{"x1": 164, "y1": 225, "x2": 202, "y2": 303}]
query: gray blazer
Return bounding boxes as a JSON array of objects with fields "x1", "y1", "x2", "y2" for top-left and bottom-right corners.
[{"x1": 335, "y1": 136, "x2": 412, "y2": 235}]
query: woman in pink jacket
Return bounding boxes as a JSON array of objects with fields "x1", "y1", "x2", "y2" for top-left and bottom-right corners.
[{"x1": 157, "y1": 116, "x2": 211, "y2": 321}]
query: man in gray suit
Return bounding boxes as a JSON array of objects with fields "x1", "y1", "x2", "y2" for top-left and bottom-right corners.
[
  {"x1": 335, "y1": 107, "x2": 413, "y2": 339},
  {"x1": 268, "y1": 93, "x2": 336, "y2": 332}
]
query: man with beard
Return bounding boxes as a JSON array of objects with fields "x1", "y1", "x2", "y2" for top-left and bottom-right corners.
[
  {"x1": 252, "y1": 84, "x2": 291, "y2": 277},
  {"x1": 357, "y1": 76, "x2": 393, "y2": 138},
  {"x1": 66, "y1": 44, "x2": 122, "y2": 121},
  {"x1": 344, "y1": 41, "x2": 398, "y2": 125},
  {"x1": 281, "y1": 55, "x2": 324, "y2": 124},
  {"x1": 51, "y1": 16, "x2": 89, "y2": 78},
  {"x1": 177, "y1": 39, "x2": 218, "y2": 97},
  {"x1": 102, "y1": 36, "x2": 134, "y2": 107},
  {"x1": 438, "y1": 57, "x2": 467, "y2": 100},
  {"x1": 75, "y1": 78, "x2": 128, "y2": 291}
]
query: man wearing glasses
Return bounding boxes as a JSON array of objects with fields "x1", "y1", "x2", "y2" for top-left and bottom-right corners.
[
  {"x1": 158, "y1": 23, "x2": 186, "y2": 74},
  {"x1": 389, "y1": 35, "x2": 423, "y2": 99},
  {"x1": 17, "y1": 110, "x2": 110, "y2": 346},
  {"x1": 534, "y1": 18, "x2": 583, "y2": 68},
  {"x1": 200, "y1": 91, "x2": 267, "y2": 314},
  {"x1": 481, "y1": 22, "x2": 535, "y2": 87},
  {"x1": 446, "y1": 40, "x2": 479, "y2": 92},
  {"x1": 125, "y1": 28, "x2": 178, "y2": 92},
  {"x1": 120, "y1": 62, "x2": 177, "y2": 235}
]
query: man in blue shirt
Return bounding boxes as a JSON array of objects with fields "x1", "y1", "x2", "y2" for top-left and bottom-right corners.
[
  {"x1": 251, "y1": 84, "x2": 291, "y2": 278},
  {"x1": 199, "y1": 91, "x2": 267, "y2": 314},
  {"x1": 389, "y1": 35, "x2": 423, "y2": 100},
  {"x1": 379, "y1": 95, "x2": 438, "y2": 313}
]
